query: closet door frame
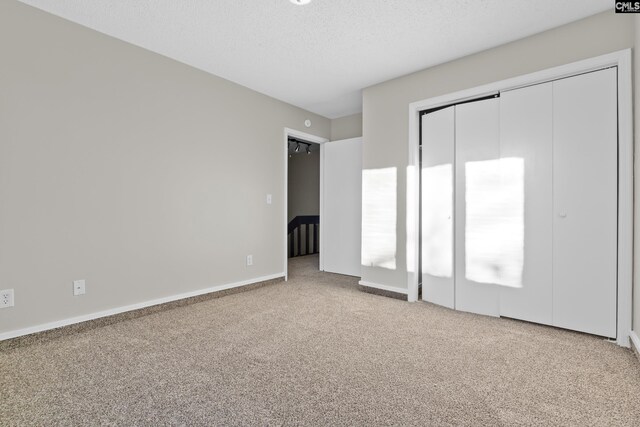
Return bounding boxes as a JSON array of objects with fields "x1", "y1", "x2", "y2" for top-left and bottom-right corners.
[{"x1": 407, "y1": 49, "x2": 633, "y2": 348}]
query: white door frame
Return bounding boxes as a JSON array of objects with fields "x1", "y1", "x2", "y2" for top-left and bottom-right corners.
[
  {"x1": 284, "y1": 128, "x2": 329, "y2": 280},
  {"x1": 407, "y1": 49, "x2": 633, "y2": 348}
]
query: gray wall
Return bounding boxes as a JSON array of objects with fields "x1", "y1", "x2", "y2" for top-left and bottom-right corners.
[
  {"x1": 361, "y1": 11, "x2": 634, "y2": 295},
  {"x1": 331, "y1": 113, "x2": 363, "y2": 141},
  {"x1": 0, "y1": 0, "x2": 330, "y2": 334},
  {"x1": 288, "y1": 152, "x2": 320, "y2": 222}
]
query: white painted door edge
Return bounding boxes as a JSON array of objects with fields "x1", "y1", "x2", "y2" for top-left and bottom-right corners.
[
  {"x1": 283, "y1": 128, "x2": 329, "y2": 280},
  {"x1": 407, "y1": 49, "x2": 633, "y2": 348}
]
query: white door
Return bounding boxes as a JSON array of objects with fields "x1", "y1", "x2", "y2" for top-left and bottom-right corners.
[
  {"x1": 421, "y1": 107, "x2": 455, "y2": 308},
  {"x1": 322, "y1": 137, "x2": 362, "y2": 277},
  {"x1": 499, "y1": 83, "x2": 554, "y2": 325},
  {"x1": 454, "y1": 98, "x2": 502, "y2": 317},
  {"x1": 552, "y1": 68, "x2": 618, "y2": 338}
]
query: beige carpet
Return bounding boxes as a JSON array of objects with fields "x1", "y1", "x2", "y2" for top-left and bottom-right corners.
[{"x1": 1, "y1": 255, "x2": 639, "y2": 426}]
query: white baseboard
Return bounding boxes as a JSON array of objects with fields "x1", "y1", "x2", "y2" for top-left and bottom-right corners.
[
  {"x1": 358, "y1": 280, "x2": 408, "y2": 295},
  {"x1": 630, "y1": 331, "x2": 640, "y2": 360},
  {"x1": 0, "y1": 273, "x2": 285, "y2": 342}
]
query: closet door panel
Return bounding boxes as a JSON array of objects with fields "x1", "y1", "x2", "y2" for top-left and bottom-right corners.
[
  {"x1": 552, "y1": 68, "x2": 617, "y2": 338},
  {"x1": 421, "y1": 107, "x2": 455, "y2": 308},
  {"x1": 499, "y1": 83, "x2": 553, "y2": 325},
  {"x1": 455, "y1": 98, "x2": 501, "y2": 317}
]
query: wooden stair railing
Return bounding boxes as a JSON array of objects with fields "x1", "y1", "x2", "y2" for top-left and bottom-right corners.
[{"x1": 288, "y1": 215, "x2": 319, "y2": 258}]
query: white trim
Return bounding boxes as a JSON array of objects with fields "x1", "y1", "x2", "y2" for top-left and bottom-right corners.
[
  {"x1": 615, "y1": 50, "x2": 633, "y2": 348},
  {"x1": 283, "y1": 128, "x2": 329, "y2": 279},
  {"x1": 407, "y1": 132, "x2": 420, "y2": 302},
  {"x1": 359, "y1": 280, "x2": 408, "y2": 296},
  {"x1": 0, "y1": 273, "x2": 285, "y2": 342},
  {"x1": 407, "y1": 49, "x2": 633, "y2": 347},
  {"x1": 630, "y1": 331, "x2": 640, "y2": 359},
  {"x1": 319, "y1": 142, "x2": 325, "y2": 272}
]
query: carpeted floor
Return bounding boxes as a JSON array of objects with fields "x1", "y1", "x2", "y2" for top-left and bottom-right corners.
[{"x1": 1, "y1": 255, "x2": 639, "y2": 426}]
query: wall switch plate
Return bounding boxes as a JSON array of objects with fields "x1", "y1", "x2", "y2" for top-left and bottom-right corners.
[
  {"x1": 246, "y1": 255, "x2": 253, "y2": 266},
  {"x1": 73, "y1": 280, "x2": 86, "y2": 296},
  {"x1": 266, "y1": 194, "x2": 272, "y2": 205},
  {"x1": 0, "y1": 289, "x2": 14, "y2": 308}
]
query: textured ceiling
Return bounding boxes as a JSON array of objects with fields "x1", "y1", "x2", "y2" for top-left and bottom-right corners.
[{"x1": 18, "y1": 0, "x2": 610, "y2": 118}]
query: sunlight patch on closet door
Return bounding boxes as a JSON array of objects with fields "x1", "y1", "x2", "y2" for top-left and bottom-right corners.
[
  {"x1": 465, "y1": 157, "x2": 524, "y2": 288},
  {"x1": 422, "y1": 163, "x2": 453, "y2": 278},
  {"x1": 406, "y1": 165, "x2": 418, "y2": 275}
]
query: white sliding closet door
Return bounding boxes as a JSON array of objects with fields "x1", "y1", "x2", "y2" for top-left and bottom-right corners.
[
  {"x1": 418, "y1": 67, "x2": 618, "y2": 337},
  {"x1": 552, "y1": 68, "x2": 618, "y2": 338},
  {"x1": 421, "y1": 107, "x2": 455, "y2": 308},
  {"x1": 499, "y1": 83, "x2": 553, "y2": 325},
  {"x1": 454, "y1": 98, "x2": 501, "y2": 317}
]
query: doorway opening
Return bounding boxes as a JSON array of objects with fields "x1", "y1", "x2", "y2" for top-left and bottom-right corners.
[{"x1": 283, "y1": 128, "x2": 328, "y2": 280}]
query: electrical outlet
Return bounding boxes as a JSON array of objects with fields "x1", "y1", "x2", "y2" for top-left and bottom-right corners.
[
  {"x1": 73, "y1": 280, "x2": 86, "y2": 296},
  {"x1": 246, "y1": 255, "x2": 253, "y2": 266},
  {"x1": 0, "y1": 289, "x2": 14, "y2": 308},
  {"x1": 266, "y1": 194, "x2": 272, "y2": 205}
]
